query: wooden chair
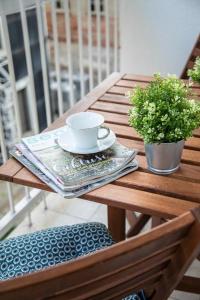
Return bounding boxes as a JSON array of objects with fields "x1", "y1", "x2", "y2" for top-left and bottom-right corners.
[
  {"x1": 180, "y1": 33, "x2": 200, "y2": 79},
  {"x1": 126, "y1": 211, "x2": 151, "y2": 238},
  {"x1": 0, "y1": 208, "x2": 200, "y2": 300}
]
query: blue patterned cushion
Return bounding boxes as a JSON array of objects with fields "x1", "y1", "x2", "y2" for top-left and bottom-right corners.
[
  {"x1": 0, "y1": 222, "x2": 146, "y2": 300},
  {"x1": 0, "y1": 222, "x2": 114, "y2": 280},
  {"x1": 123, "y1": 291, "x2": 146, "y2": 300}
]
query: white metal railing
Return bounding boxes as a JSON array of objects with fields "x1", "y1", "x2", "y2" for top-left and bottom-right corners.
[{"x1": 0, "y1": 0, "x2": 120, "y2": 238}]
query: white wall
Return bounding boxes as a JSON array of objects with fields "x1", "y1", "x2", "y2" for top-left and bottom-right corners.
[{"x1": 120, "y1": 0, "x2": 200, "y2": 76}]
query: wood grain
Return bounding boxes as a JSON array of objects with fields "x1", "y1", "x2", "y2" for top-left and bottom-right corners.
[
  {"x1": 123, "y1": 74, "x2": 154, "y2": 82},
  {"x1": 91, "y1": 101, "x2": 131, "y2": 115},
  {"x1": 107, "y1": 86, "x2": 132, "y2": 95},
  {"x1": 116, "y1": 79, "x2": 148, "y2": 88},
  {"x1": 0, "y1": 158, "x2": 22, "y2": 182},
  {"x1": 83, "y1": 184, "x2": 198, "y2": 218},
  {"x1": 99, "y1": 93, "x2": 129, "y2": 105},
  {"x1": 89, "y1": 109, "x2": 129, "y2": 126},
  {"x1": 1, "y1": 209, "x2": 200, "y2": 300},
  {"x1": 108, "y1": 206, "x2": 125, "y2": 242},
  {"x1": 0, "y1": 72, "x2": 200, "y2": 222},
  {"x1": 115, "y1": 170, "x2": 200, "y2": 203}
]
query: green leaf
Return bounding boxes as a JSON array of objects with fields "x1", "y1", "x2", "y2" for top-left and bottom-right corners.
[{"x1": 128, "y1": 74, "x2": 200, "y2": 143}]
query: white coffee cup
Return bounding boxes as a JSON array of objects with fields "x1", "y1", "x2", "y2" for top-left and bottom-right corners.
[{"x1": 66, "y1": 112, "x2": 110, "y2": 149}]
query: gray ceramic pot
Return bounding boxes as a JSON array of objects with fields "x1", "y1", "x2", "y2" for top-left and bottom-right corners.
[{"x1": 145, "y1": 140, "x2": 185, "y2": 175}]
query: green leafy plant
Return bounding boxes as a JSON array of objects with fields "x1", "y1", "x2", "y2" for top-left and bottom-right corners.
[
  {"x1": 188, "y1": 56, "x2": 200, "y2": 84},
  {"x1": 128, "y1": 74, "x2": 200, "y2": 144}
]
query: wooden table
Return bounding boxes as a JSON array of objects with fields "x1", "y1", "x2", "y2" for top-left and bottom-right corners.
[{"x1": 0, "y1": 72, "x2": 200, "y2": 243}]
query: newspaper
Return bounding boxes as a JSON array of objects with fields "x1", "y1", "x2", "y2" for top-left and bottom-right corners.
[
  {"x1": 10, "y1": 147, "x2": 139, "y2": 199},
  {"x1": 21, "y1": 126, "x2": 137, "y2": 190}
]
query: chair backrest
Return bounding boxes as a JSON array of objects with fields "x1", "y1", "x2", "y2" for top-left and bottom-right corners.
[
  {"x1": 1, "y1": 208, "x2": 200, "y2": 300},
  {"x1": 181, "y1": 33, "x2": 200, "y2": 79}
]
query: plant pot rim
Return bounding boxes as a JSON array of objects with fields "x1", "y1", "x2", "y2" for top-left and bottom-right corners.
[{"x1": 145, "y1": 140, "x2": 185, "y2": 146}]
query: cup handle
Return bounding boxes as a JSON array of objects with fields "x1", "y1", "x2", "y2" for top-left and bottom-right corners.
[{"x1": 97, "y1": 126, "x2": 110, "y2": 140}]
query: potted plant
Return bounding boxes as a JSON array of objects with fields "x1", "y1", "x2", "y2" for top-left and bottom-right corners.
[
  {"x1": 128, "y1": 74, "x2": 200, "y2": 174},
  {"x1": 188, "y1": 56, "x2": 200, "y2": 84}
]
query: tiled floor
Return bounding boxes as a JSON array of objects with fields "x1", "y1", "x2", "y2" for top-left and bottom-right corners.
[{"x1": 8, "y1": 192, "x2": 200, "y2": 300}]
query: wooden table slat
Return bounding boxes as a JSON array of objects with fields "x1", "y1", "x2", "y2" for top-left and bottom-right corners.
[
  {"x1": 12, "y1": 166, "x2": 52, "y2": 192},
  {"x1": 91, "y1": 102, "x2": 131, "y2": 115},
  {"x1": 107, "y1": 86, "x2": 132, "y2": 95},
  {"x1": 116, "y1": 170, "x2": 200, "y2": 203},
  {"x1": 123, "y1": 74, "x2": 154, "y2": 82},
  {"x1": 116, "y1": 80, "x2": 148, "y2": 88},
  {"x1": 123, "y1": 74, "x2": 200, "y2": 89},
  {"x1": 117, "y1": 79, "x2": 200, "y2": 96},
  {"x1": 0, "y1": 158, "x2": 23, "y2": 182},
  {"x1": 83, "y1": 184, "x2": 199, "y2": 218},
  {"x1": 137, "y1": 155, "x2": 200, "y2": 183},
  {"x1": 89, "y1": 109, "x2": 129, "y2": 126},
  {"x1": 98, "y1": 93, "x2": 129, "y2": 105}
]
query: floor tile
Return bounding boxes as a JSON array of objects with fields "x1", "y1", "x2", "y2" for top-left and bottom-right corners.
[
  {"x1": 8, "y1": 223, "x2": 39, "y2": 238},
  {"x1": 90, "y1": 204, "x2": 107, "y2": 225},
  {"x1": 186, "y1": 260, "x2": 200, "y2": 277},
  {"x1": 44, "y1": 193, "x2": 100, "y2": 220},
  {"x1": 8, "y1": 206, "x2": 87, "y2": 238},
  {"x1": 170, "y1": 290, "x2": 199, "y2": 300},
  {"x1": 30, "y1": 204, "x2": 86, "y2": 228}
]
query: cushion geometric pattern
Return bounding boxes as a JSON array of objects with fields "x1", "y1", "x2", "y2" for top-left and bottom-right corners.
[
  {"x1": 0, "y1": 222, "x2": 146, "y2": 300},
  {"x1": 0, "y1": 222, "x2": 114, "y2": 281},
  {"x1": 122, "y1": 291, "x2": 146, "y2": 300}
]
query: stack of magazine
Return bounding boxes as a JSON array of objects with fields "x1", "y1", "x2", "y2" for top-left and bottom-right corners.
[{"x1": 10, "y1": 126, "x2": 138, "y2": 198}]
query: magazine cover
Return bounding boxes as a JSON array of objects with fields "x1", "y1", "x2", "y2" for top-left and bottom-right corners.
[
  {"x1": 10, "y1": 147, "x2": 139, "y2": 199},
  {"x1": 22, "y1": 126, "x2": 137, "y2": 188},
  {"x1": 17, "y1": 143, "x2": 64, "y2": 190}
]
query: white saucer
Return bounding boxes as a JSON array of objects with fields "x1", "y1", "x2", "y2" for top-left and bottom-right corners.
[{"x1": 57, "y1": 128, "x2": 116, "y2": 154}]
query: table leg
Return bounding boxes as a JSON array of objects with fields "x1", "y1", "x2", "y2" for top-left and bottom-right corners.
[
  {"x1": 107, "y1": 206, "x2": 125, "y2": 242},
  {"x1": 151, "y1": 216, "x2": 163, "y2": 228}
]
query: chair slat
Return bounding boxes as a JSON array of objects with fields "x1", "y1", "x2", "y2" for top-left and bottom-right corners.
[
  {"x1": 53, "y1": 269, "x2": 164, "y2": 300},
  {"x1": 1, "y1": 210, "x2": 199, "y2": 300}
]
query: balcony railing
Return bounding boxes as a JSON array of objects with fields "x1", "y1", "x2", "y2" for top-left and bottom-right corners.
[{"x1": 0, "y1": 0, "x2": 120, "y2": 238}]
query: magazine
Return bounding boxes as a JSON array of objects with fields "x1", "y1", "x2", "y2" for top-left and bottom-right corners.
[
  {"x1": 21, "y1": 126, "x2": 137, "y2": 190},
  {"x1": 17, "y1": 143, "x2": 65, "y2": 191},
  {"x1": 10, "y1": 147, "x2": 139, "y2": 199}
]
